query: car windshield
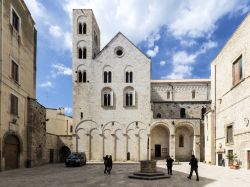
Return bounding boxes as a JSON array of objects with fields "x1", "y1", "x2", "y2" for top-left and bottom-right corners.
[{"x1": 68, "y1": 154, "x2": 78, "y2": 159}]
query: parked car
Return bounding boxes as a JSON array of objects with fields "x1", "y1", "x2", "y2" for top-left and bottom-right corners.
[{"x1": 65, "y1": 152, "x2": 86, "y2": 167}]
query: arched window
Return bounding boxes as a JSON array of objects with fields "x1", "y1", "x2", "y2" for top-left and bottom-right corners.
[
  {"x1": 78, "y1": 71, "x2": 83, "y2": 82},
  {"x1": 103, "y1": 66, "x2": 112, "y2": 83},
  {"x1": 126, "y1": 72, "x2": 129, "y2": 83},
  {"x1": 102, "y1": 88, "x2": 113, "y2": 107},
  {"x1": 104, "y1": 71, "x2": 108, "y2": 83},
  {"x1": 78, "y1": 48, "x2": 83, "y2": 59},
  {"x1": 201, "y1": 107, "x2": 206, "y2": 120},
  {"x1": 167, "y1": 91, "x2": 170, "y2": 99},
  {"x1": 157, "y1": 113, "x2": 161, "y2": 118},
  {"x1": 83, "y1": 23, "x2": 86, "y2": 34},
  {"x1": 78, "y1": 23, "x2": 83, "y2": 34},
  {"x1": 124, "y1": 87, "x2": 135, "y2": 107},
  {"x1": 83, "y1": 71, "x2": 87, "y2": 83},
  {"x1": 83, "y1": 48, "x2": 86, "y2": 59},
  {"x1": 125, "y1": 72, "x2": 133, "y2": 83},
  {"x1": 108, "y1": 71, "x2": 112, "y2": 83},
  {"x1": 192, "y1": 90, "x2": 196, "y2": 99},
  {"x1": 179, "y1": 135, "x2": 184, "y2": 147},
  {"x1": 180, "y1": 108, "x2": 186, "y2": 118}
]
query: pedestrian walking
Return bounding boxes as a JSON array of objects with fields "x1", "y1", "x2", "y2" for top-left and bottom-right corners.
[
  {"x1": 103, "y1": 155, "x2": 108, "y2": 174},
  {"x1": 107, "y1": 155, "x2": 112, "y2": 174},
  {"x1": 187, "y1": 155, "x2": 199, "y2": 181},
  {"x1": 166, "y1": 155, "x2": 174, "y2": 175}
]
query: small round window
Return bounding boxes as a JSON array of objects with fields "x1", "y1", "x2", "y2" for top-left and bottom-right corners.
[{"x1": 115, "y1": 47, "x2": 124, "y2": 57}]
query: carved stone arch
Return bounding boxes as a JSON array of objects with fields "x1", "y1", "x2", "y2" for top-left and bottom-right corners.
[
  {"x1": 77, "y1": 15, "x2": 86, "y2": 23},
  {"x1": 75, "y1": 119, "x2": 98, "y2": 134},
  {"x1": 3, "y1": 130, "x2": 23, "y2": 153},
  {"x1": 102, "y1": 121, "x2": 123, "y2": 135},
  {"x1": 150, "y1": 121, "x2": 174, "y2": 135},
  {"x1": 77, "y1": 40, "x2": 86, "y2": 48},
  {"x1": 126, "y1": 121, "x2": 147, "y2": 134},
  {"x1": 175, "y1": 121, "x2": 197, "y2": 135},
  {"x1": 76, "y1": 64, "x2": 86, "y2": 71}
]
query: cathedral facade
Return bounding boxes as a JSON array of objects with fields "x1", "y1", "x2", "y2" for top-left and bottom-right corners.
[{"x1": 72, "y1": 9, "x2": 211, "y2": 162}]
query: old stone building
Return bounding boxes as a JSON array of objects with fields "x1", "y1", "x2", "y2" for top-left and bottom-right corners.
[
  {"x1": 46, "y1": 108, "x2": 73, "y2": 163},
  {"x1": 205, "y1": 13, "x2": 250, "y2": 170},
  {"x1": 27, "y1": 98, "x2": 47, "y2": 167},
  {"x1": 0, "y1": 0, "x2": 37, "y2": 170},
  {"x1": 72, "y1": 9, "x2": 211, "y2": 162}
]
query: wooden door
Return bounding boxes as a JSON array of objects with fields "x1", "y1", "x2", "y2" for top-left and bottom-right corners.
[
  {"x1": 155, "y1": 144, "x2": 161, "y2": 157},
  {"x1": 4, "y1": 135, "x2": 19, "y2": 170}
]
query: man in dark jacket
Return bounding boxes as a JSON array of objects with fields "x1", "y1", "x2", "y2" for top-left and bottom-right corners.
[
  {"x1": 107, "y1": 155, "x2": 112, "y2": 174},
  {"x1": 166, "y1": 155, "x2": 174, "y2": 175},
  {"x1": 187, "y1": 155, "x2": 199, "y2": 181},
  {"x1": 103, "y1": 155, "x2": 108, "y2": 174}
]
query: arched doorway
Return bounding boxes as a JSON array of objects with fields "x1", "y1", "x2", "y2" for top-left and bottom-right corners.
[
  {"x1": 151, "y1": 125, "x2": 170, "y2": 159},
  {"x1": 175, "y1": 125, "x2": 194, "y2": 161},
  {"x1": 4, "y1": 134, "x2": 20, "y2": 170},
  {"x1": 59, "y1": 146, "x2": 71, "y2": 162}
]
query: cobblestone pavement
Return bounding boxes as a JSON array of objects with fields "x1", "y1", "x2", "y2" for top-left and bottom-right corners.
[{"x1": 0, "y1": 161, "x2": 250, "y2": 187}]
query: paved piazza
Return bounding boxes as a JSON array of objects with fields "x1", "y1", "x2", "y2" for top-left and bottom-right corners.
[{"x1": 0, "y1": 161, "x2": 249, "y2": 187}]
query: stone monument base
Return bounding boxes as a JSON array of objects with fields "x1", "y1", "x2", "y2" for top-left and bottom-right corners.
[{"x1": 128, "y1": 160, "x2": 170, "y2": 180}]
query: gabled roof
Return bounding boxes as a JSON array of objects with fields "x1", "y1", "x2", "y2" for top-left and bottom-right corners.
[{"x1": 95, "y1": 32, "x2": 150, "y2": 60}]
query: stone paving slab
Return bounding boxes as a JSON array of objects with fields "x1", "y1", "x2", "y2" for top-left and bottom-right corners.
[{"x1": 0, "y1": 162, "x2": 249, "y2": 187}]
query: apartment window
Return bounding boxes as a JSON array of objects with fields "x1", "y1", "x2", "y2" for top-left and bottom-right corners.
[
  {"x1": 233, "y1": 55, "x2": 243, "y2": 86},
  {"x1": 226, "y1": 125, "x2": 233, "y2": 143},
  {"x1": 12, "y1": 9, "x2": 19, "y2": 32},
  {"x1": 179, "y1": 135, "x2": 184, "y2": 147},
  {"x1": 11, "y1": 60, "x2": 19, "y2": 83},
  {"x1": 10, "y1": 94, "x2": 18, "y2": 115}
]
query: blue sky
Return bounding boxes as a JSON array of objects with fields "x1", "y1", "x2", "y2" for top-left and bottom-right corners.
[{"x1": 23, "y1": 0, "x2": 250, "y2": 115}]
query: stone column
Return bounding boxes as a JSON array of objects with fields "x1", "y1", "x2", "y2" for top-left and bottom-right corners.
[
  {"x1": 111, "y1": 134, "x2": 116, "y2": 161},
  {"x1": 194, "y1": 135, "x2": 200, "y2": 161},
  {"x1": 170, "y1": 134, "x2": 175, "y2": 159},
  {"x1": 88, "y1": 133, "x2": 92, "y2": 160},
  {"x1": 136, "y1": 134, "x2": 140, "y2": 161}
]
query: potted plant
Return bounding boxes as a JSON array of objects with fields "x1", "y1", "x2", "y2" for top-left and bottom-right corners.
[{"x1": 226, "y1": 153, "x2": 239, "y2": 169}]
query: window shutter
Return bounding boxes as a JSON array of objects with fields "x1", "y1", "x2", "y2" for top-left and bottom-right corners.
[{"x1": 132, "y1": 90, "x2": 136, "y2": 106}]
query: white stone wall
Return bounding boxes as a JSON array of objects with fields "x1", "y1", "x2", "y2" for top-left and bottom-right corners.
[
  {"x1": 46, "y1": 108, "x2": 73, "y2": 136},
  {"x1": 72, "y1": 10, "x2": 151, "y2": 161},
  {"x1": 211, "y1": 13, "x2": 250, "y2": 169}
]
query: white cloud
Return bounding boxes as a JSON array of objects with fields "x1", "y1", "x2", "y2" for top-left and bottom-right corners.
[
  {"x1": 180, "y1": 40, "x2": 197, "y2": 47},
  {"x1": 23, "y1": 0, "x2": 47, "y2": 21},
  {"x1": 49, "y1": 25, "x2": 63, "y2": 38},
  {"x1": 39, "y1": 81, "x2": 53, "y2": 88},
  {"x1": 64, "y1": 107, "x2": 72, "y2": 115},
  {"x1": 51, "y1": 63, "x2": 72, "y2": 78},
  {"x1": 61, "y1": 0, "x2": 248, "y2": 47},
  {"x1": 146, "y1": 31, "x2": 161, "y2": 48},
  {"x1": 146, "y1": 46, "x2": 159, "y2": 58},
  {"x1": 163, "y1": 40, "x2": 218, "y2": 79},
  {"x1": 160, "y1": 61, "x2": 166, "y2": 67}
]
